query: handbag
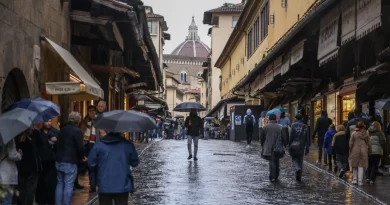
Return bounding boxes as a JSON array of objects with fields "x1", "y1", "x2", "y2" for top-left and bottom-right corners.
[
  {"x1": 273, "y1": 134, "x2": 285, "y2": 158},
  {"x1": 289, "y1": 141, "x2": 302, "y2": 157}
]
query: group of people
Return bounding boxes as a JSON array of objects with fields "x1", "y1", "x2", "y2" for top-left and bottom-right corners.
[
  {"x1": 314, "y1": 109, "x2": 386, "y2": 185},
  {"x1": 0, "y1": 100, "x2": 140, "y2": 205}
]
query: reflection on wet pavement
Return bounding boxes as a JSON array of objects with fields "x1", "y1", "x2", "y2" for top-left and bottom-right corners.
[{"x1": 127, "y1": 140, "x2": 378, "y2": 205}]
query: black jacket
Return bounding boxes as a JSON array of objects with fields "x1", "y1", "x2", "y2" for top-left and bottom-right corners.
[
  {"x1": 185, "y1": 115, "x2": 203, "y2": 136},
  {"x1": 345, "y1": 117, "x2": 370, "y2": 140},
  {"x1": 56, "y1": 123, "x2": 85, "y2": 164},
  {"x1": 312, "y1": 116, "x2": 332, "y2": 143},
  {"x1": 16, "y1": 130, "x2": 43, "y2": 175},
  {"x1": 39, "y1": 127, "x2": 59, "y2": 161},
  {"x1": 332, "y1": 131, "x2": 348, "y2": 156}
]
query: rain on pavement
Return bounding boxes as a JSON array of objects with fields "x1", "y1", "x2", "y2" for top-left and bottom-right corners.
[{"x1": 88, "y1": 139, "x2": 381, "y2": 205}]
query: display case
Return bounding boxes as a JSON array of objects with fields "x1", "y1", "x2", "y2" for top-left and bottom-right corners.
[
  {"x1": 313, "y1": 100, "x2": 322, "y2": 125},
  {"x1": 341, "y1": 94, "x2": 355, "y2": 124}
]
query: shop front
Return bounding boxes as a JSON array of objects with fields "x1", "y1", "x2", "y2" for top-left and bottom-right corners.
[
  {"x1": 311, "y1": 96, "x2": 323, "y2": 131},
  {"x1": 43, "y1": 38, "x2": 104, "y2": 124}
]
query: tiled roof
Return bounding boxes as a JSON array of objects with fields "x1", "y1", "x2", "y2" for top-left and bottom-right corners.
[
  {"x1": 205, "y1": 2, "x2": 244, "y2": 13},
  {"x1": 171, "y1": 40, "x2": 210, "y2": 58},
  {"x1": 146, "y1": 13, "x2": 164, "y2": 18}
]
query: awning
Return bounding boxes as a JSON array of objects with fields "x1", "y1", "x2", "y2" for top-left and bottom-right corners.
[
  {"x1": 44, "y1": 38, "x2": 104, "y2": 100},
  {"x1": 319, "y1": 49, "x2": 339, "y2": 67}
]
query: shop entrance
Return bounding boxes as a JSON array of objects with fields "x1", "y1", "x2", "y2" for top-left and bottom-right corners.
[{"x1": 1, "y1": 68, "x2": 30, "y2": 112}]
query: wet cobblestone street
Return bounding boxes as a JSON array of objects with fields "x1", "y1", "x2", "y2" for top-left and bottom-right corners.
[{"x1": 119, "y1": 139, "x2": 381, "y2": 205}]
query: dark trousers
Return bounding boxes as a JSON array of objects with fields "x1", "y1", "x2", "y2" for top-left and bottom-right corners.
[
  {"x1": 367, "y1": 154, "x2": 382, "y2": 182},
  {"x1": 85, "y1": 143, "x2": 96, "y2": 189},
  {"x1": 336, "y1": 154, "x2": 348, "y2": 171},
  {"x1": 318, "y1": 140, "x2": 326, "y2": 163},
  {"x1": 328, "y1": 154, "x2": 336, "y2": 169},
  {"x1": 18, "y1": 173, "x2": 39, "y2": 205},
  {"x1": 269, "y1": 154, "x2": 280, "y2": 180},
  {"x1": 246, "y1": 127, "x2": 253, "y2": 145},
  {"x1": 36, "y1": 160, "x2": 56, "y2": 205},
  {"x1": 99, "y1": 193, "x2": 129, "y2": 205}
]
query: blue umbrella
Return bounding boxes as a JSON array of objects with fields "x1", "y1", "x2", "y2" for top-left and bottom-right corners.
[
  {"x1": 266, "y1": 108, "x2": 287, "y2": 117},
  {"x1": 7, "y1": 97, "x2": 60, "y2": 124},
  {"x1": 0, "y1": 108, "x2": 37, "y2": 146}
]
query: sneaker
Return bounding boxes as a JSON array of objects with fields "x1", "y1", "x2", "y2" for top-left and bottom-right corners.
[
  {"x1": 316, "y1": 160, "x2": 321, "y2": 165},
  {"x1": 358, "y1": 183, "x2": 363, "y2": 186},
  {"x1": 370, "y1": 180, "x2": 375, "y2": 184},
  {"x1": 246, "y1": 145, "x2": 251, "y2": 148},
  {"x1": 295, "y1": 170, "x2": 302, "y2": 182},
  {"x1": 270, "y1": 179, "x2": 276, "y2": 182},
  {"x1": 339, "y1": 170, "x2": 345, "y2": 178},
  {"x1": 194, "y1": 157, "x2": 198, "y2": 161},
  {"x1": 187, "y1": 155, "x2": 192, "y2": 160},
  {"x1": 352, "y1": 181, "x2": 357, "y2": 185}
]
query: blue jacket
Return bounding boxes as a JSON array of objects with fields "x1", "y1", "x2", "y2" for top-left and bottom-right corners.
[
  {"x1": 88, "y1": 133, "x2": 139, "y2": 193},
  {"x1": 289, "y1": 120, "x2": 310, "y2": 151},
  {"x1": 324, "y1": 129, "x2": 337, "y2": 154}
]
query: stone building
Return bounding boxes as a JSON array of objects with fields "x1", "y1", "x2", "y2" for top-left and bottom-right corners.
[{"x1": 163, "y1": 17, "x2": 210, "y2": 118}]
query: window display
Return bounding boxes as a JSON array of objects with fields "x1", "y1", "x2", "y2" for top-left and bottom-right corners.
[
  {"x1": 327, "y1": 93, "x2": 337, "y2": 125},
  {"x1": 341, "y1": 94, "x2": 355, "y2": 124},
  {"x1": 313, "y1": 100, "x2": 322, "y2": 126}
]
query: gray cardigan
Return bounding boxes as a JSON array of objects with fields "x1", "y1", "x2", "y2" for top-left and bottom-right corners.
[
  {"x1": 0, "y1": 140, "x2": 22, "y2": 185},
  {"x1": 261, "y1": 122, "x2": 283, "y2": 157}
]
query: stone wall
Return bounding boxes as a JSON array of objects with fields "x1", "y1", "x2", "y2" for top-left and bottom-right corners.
[{"x1": 0, "y1": 0, "x2": 70, "y2": 111}]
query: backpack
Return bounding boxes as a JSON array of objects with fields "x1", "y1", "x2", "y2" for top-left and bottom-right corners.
[
  {"x1": 273, "y1": 131, "x2": 285, "y2": 158},
  {"x1": 246, "y1": 115, "x2": 254, "y2": 127}
]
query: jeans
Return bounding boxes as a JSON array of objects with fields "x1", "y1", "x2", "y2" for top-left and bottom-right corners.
[
  {"x1": 56, "y1": 162, "x2": 77, "y2": 205},
  {"x1": 336, "y1": 154, "x2": 348, "y2": 171},
  {"x1": 187, "y1": 135, "x2": 199, "y2": 157},
  {"x1": 269, "y1": 154, "x2": 280, "y2": 180},
  {"x1": 99, "y1": 193, "x2": 129, "y2": 205},
  {"x1": 292, "y1": 154, "x2": 304, "y2": 171},
  {"x1": 367, "y1": 154, "x2": 382, "y2": 182},
  {"x1": 246, "y1": 127, "x2": 253, "y2": 145},
  {"x1": 18, "y1": 173, "x2": 39, "y2": 205},
  {"x1": 2, "y1": 185, "x2": 13, "y2": 205}
]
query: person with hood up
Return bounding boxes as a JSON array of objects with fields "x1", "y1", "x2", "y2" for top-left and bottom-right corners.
[
  {"x1": 366, "y1": 121, "x2": 386, "y2": 184},
  {"x1": 243, "y1": 109, "x2": 256, "y2": 147},
  {"x1": 288, "y1": 114, "x2": 310, "y2": 182},
  {"x1": 88, "y1": 131, "x2": 139, "y2": 205},
  {"x1": 324, "y1": 124, "x2": 337, "y2": 172},
  {"x1": 331, "y1": 125, "x2": 348, "y2": 178},
  {"x1": 261, "y1": 114, "x2": 286, "y2": 182},
  {"x1": 349, "y1": 122, "x2": 372, "y2": 185},
  {"x1": 185, "y1": 109, "x2": 203, "y2": 161},
  {"x1": 312, "y1": 110, "x2": 332, "y2": 165}
]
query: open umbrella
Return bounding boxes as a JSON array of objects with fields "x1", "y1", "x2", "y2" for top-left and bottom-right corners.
[
  {"x1": 173, "y1": 102, "x2": 206, "y2": 112},
  {"x1": 266, "y1": 108, "x2": 287, "y2": 117},
  {"x1": 205, "y1": 117, "x2": 215, "y2": 121},
  {"x1": 375, "y1": 99, "x2": 390, "y2": 110},
  {"x1": 0, "y1": 108, "x2": 37, "y2": 146},
  {"x1": 94, "y1": 110, "x2": 157, "y2": 133},
  {"x1": 174, "y1": 115, "x2": 185, "y2": 119},
  {"x1": 7, "y1": 97, "x2": 60, "y2": 124}
]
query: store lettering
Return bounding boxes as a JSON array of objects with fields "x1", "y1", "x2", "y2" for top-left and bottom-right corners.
[
  {"x1": 55, "y1": 87, "x2": 73, "y2": 92},
  {"x1": 358, "y1": 0, "x2": 372, "y2": 9},
  {"x1": 320, "y1": 20, "x2": 337, "y2": 43}
]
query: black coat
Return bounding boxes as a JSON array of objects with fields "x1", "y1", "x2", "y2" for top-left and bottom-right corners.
[
  {"x1": 56, "y1": 123, "x2": 85, "y2": 164},
  {"x1": 312, "y1": 116, "x2": 332, "y2": 143},
  {"x1": 38, "y1": 127, "x2": 59, "y2": 161},
  {"x1": 16, "y1": 130, "x2": 43, "y2": 175}
]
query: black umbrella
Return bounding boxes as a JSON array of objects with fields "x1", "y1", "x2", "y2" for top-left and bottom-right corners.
[
  {"x1": 174, "y1": 115, "x2": 185, "y2": 118},
  {"x1": 94, "y1": 110, "x2": 157, "y2": 132},
  {"x1": 375, "y1": 99, "x2": 390, "y2": 110},
  {"x1": 204, "y1": 117, "x2": 215, "y2": 121},
  {"x1": 173, "y1": 102, "x2": 206, "y2": 112}
]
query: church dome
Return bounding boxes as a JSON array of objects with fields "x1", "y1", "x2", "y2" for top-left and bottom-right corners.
[{"x1": 171, "y1": 17, "x2": 210, "y2": 58}]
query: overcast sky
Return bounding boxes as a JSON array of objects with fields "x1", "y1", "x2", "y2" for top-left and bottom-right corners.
[{"x1": 142, "y1": 0, "x2": 241, "y2": 54}]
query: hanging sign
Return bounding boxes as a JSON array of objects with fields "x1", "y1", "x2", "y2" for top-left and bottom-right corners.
[
  {"x1": 356, "y1": 0, "x2": 381, "y2": 40},
  {"x1": 290, "y1": 39, "x2": 305, "y2": 66},
  {"x1": 341, "y1": 0, "x2": 356, "y2": 45},
  {"x1": 318, "y1": 5, "x2": 340, "y2": 66}
]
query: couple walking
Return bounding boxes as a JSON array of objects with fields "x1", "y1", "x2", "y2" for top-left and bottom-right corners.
[{"x1": 261, "y1": 113, "x2": 310, "y2": 182}]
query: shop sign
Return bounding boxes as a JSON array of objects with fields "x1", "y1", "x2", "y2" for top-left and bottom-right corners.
[
  {"x1": 290, "y1": 40, "x2": 305, "y2": 66},
  {"x1": 86, "y1": 85, "x2": 104, "y2": 98},
  {"x1": 45, "y1": 82, "x2": 81, "y2": 95},
  {"x1": 341, "y1": 0, "x2": 356, "y2": 45},
  {"x1": 356, "y1": 0, "x2": 381, "y2": 40},
  {"x1": 317, "y1": 5, "x2": 340, "y2": 63},
  {"x1": 265, "y1": 70, "x2": 274, "y2": 85},
  {"x1": 280, "y1": 59, "x2": 290, "y2": 76}
]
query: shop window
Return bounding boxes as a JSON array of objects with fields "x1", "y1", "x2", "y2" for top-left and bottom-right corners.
[
  {"x1": 341, "y1": 94, "x2": 356, "y2": 124},
  {"x1": 313, "y1": 100, "x2": 322, "y2": 128},
  {"x1": 327, "y1": 93, "x2": 337, "y2": 125}
]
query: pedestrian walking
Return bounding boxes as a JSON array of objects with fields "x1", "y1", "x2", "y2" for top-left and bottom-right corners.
[
  {"x1": 366, "y1": 121, "x2": 386, "y2": 184},
  {"x1": 261, "y1": 114, "x2": 286, "y2": 182},
  {"x1": 88, "y1": 132, "x2": 139, "y2": 205},
  {"x1": 243, "y1": 109, "x2": 256, "y2": 147},
  {"x1": 349, "y1": 122, "x2": 372, "y2": 185},
  {"x1": 55, "y1": 112, "x2": 87, "y2": 205},
  {"x1": 312, "y1": 110, "x2": 332, "y2": 165},
  {"x1": 16, "y1": 128, "x2": 42, "y2": 205},
  {"x1": 324, "y1": 124, "x2": 337, "y2": 172},
  {"x1": 332, "y1": 125, "x2": 348, "y2": 178},
  {"x1": 0, "y1": 139, "x2": 22, "y2": 205},
  {"x1": 204, "y1": 120, "x2": 210, "y2": 140},
  {"x1": 185, "y1": 109, "x2": 203, "y2": 161},
  {"x1": 35, "y1": 119, "x2": 59, "y2": 205},
  {"x1": 288, "y1": 114, "x2": 310, "y2": 182},
  {"x1": 82, "y1": 105, "x2": 98, "y2": 193},
  {"x1": 278, "y1": 112, "x2": 290, "y2": 139},
  {"x1": 259, "y1": 111, "x2": 267, "y2": 141}
]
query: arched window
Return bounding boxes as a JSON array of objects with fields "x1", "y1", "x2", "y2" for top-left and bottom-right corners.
[{"x1": 180, "y1": 71, "x2": 187, "y2": 82}]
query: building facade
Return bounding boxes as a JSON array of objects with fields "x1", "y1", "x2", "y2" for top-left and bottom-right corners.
[
  {"x1": 163, "y1": 17, "x2": 210, "y2": 118},
  {"x1": 203, "y1": 1, "x2": 244, "y2": 113}
]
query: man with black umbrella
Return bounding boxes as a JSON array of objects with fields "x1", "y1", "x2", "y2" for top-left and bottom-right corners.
[{"x1": 185, "y1": 109, "x2": 203, "y2": 161}]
